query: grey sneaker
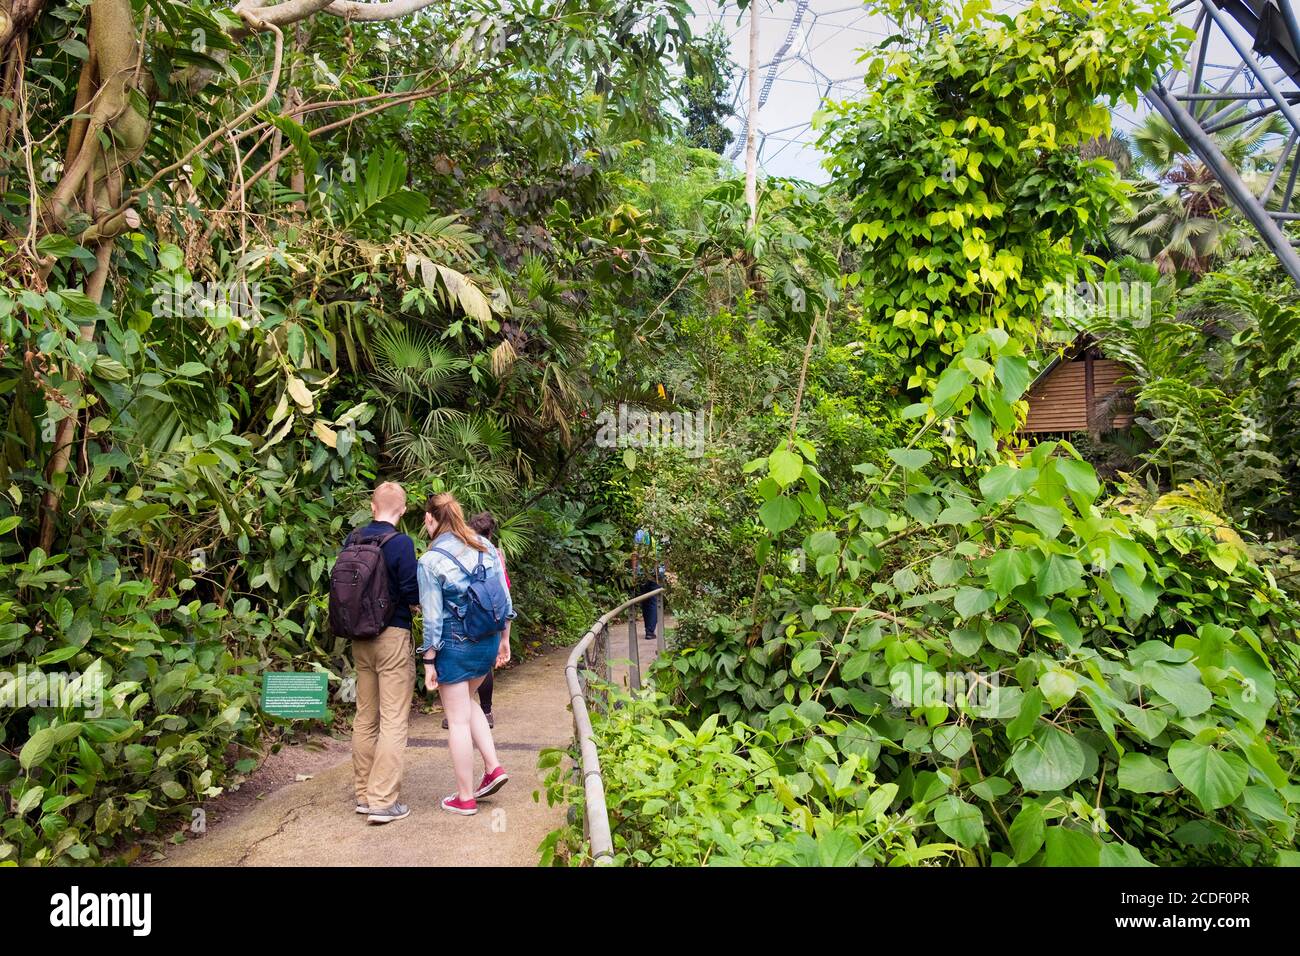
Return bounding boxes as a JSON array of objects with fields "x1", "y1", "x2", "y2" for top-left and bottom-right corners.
[
  {"x1": 367, "y1": 802, "x2": 410, "y2": 824},
  {"x1": 355, "y1": 804, "x2": 371, "y2": 815}
]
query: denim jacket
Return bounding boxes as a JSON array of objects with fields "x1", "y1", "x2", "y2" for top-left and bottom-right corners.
[{"x1": 417, "y1": 532, "x2": 514, "y2": 655}]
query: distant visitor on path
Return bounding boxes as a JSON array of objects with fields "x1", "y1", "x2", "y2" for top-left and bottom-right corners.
[
  {"x1": 418, "y1": 492, "x2": 514, "y2": 815},
  {"x1": 630, "y1": 527, "x2": 667, "y2": 641},
  {"x1": 330, "y1": 481, "x2": 420, "y2": 826}
]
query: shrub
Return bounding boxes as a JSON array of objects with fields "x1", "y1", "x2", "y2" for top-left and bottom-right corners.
[
  {"x1": 0, "y1": 550, "x2": 270, "y2": 865},
  {"x1": 664, "y1": 435, "x2": 1300, "y2": 865},
  {"x1": 540, "y1": 690, "x2": 955, "y2": 866}
]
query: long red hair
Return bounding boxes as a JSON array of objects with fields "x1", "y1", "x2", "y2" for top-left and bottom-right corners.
[{"x1": 424, "y1": 492, "x2": 488, "y2": 552}]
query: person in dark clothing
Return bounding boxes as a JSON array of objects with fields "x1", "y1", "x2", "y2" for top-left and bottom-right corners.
[
  {"x1": 349, "y1": 518, "x2": 420, "y2": 632},
  {"x1": 631, "y1": 527, "x2": 665, "y2": 640},
  {"x1": 349, "y1": 482, "x2": 421, "y2": 824},
  {"x1": 441, "y1": 510, "x2": 510, "y2": 729}
]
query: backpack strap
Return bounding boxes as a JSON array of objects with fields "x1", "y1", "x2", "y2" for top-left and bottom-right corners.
[
  {"x1": 353, "y1": 530, "x2": 397, "y2": 546},
  {"x1": 430, "y1": 546, "x2": 473, "y2": 577},
  {"x1": 431, "y1": 543, "x2": 488, "y2": 577},
  {"x1": 348, "y1": 529, "x2": 399, "y2": 548}
]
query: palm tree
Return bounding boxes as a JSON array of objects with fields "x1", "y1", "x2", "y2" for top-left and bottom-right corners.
[
  {"x1": 362, "y1": 325, "x2": 518, "y2": 509},
  {"x1": 1107, "y1": 111, "x2": 1287, "y2": 276}
]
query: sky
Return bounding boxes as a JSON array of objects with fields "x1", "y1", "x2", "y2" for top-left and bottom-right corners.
[{"x1": 687, "y1": 0, "x2": 1258, "y2": 183}]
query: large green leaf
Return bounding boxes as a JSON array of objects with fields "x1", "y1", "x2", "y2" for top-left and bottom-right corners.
[
  {"x1": 1117, "y1": 753, "x2": 1177, "y2": 794},
  {"x1": 932, "y1": 724, "x2": 973, "y2": 760},
  {"x1": 979, "y1": 463, "x2": 1034, "y2": 503},
  {"x1": 1142, "y1": 661, "x2": 1212, "y2": 718},
  {"x1": 887, "y1": 448, "x2": 932, "y2": 471},
  {"x1": 1044, "y1": 826, "x2": 1100, "y2": 866},
  {"x1": 768, "y1": 447, "x2": 803, "y2": 487},
  {"x1": 1111, "y1": 565, "x2": 1159, "y2": 620},
  {"x1": 1015, "y1": 499, "x2": 1064, "y2": 539},
  {"x1": 954, "y1": 586, "x2": 996, "y2": 618},
  {"x1": 1168, "y1": 741, "x2": 1248, "y2": 810},
  {"x1": 985, "y1": 548, "x2": 1036, "y2": 595},
  {"x1": 1010, "y1": 724, "x2": 1087, "y2": 792},
  {"x1": 758, "y1": 496, "x2": 800, "y2": 535},
  {"x1": 1099, "y1": 842, "x2": 1156, "y2": 867},
  {"x1": 996, "y1": 354, "x2": 1031, "y2": 401},
  {"x1": 933, "y1": 794, "x2": 986, "y2": 847},
  {"x1": 1054, "y1": 458, "x2": 1100, "y2": 502},
  {"x1": 1037, "y1": 554, "x2": 1084, "y2": 596},
  {"x1": 1008, "y1": 802, "x2": 1045, "y2": 863},
  {"x1": 19, "y1": 723, "x2": 83, "y2": 770}
]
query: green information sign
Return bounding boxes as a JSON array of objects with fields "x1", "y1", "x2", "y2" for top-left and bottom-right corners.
[{"x1": 261, "y1": 671, "x2": 330, "y2": 719}]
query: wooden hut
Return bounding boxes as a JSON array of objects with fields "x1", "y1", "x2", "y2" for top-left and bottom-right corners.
[{"x1": 1020, "y1": 335, "x2": 1134, "y2": 438}]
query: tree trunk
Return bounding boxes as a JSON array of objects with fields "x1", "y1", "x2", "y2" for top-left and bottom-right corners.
[
  {"x1": 37, "y1": 238, "x2": 113, "y2": 552},
  {"x1": 0, "y1": 0, "x2": 48, "y2": 52},
  {"x1": 36, "y1": 0, "x2": 147, "y2": 551},
  {"x1": 744, "y1": 2, "x2": 759, "y2": 231}
]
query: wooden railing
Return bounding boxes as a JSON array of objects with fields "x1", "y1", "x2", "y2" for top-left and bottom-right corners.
[{"x1": 563, "y1": 586, "x2": 664, "y2": 864}]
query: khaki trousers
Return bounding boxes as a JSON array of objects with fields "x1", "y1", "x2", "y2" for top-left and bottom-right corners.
[{"x1": 351, "y1": 626, "x2": 415, "y2": 809}]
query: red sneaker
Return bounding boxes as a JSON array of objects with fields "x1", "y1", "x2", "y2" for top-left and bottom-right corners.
[
  {"x1": 474, "y1": 766, "x2": 509, "y2": 799},
  {"x1": 441, "y1": 794, "x2": 478, "y2": 815}
]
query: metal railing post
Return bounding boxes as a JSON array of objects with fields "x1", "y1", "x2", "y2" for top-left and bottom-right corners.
[
  {"x1": 627, "y1": 604, "x2": 641, "y2": 690},
  {"x1": 564, "y1": 586, "x2": 663, "y2": 865},
  {"x1": 656, "y1": 592, "x2": 665, "y2": 654},
  {"x1": 601, "y1": 624, "x2": 610, "y2": 702}
]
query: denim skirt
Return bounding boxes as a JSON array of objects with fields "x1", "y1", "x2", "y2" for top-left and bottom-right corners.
[{"x1": 435, "y1": 631, "x2": 500, "y2": 685}]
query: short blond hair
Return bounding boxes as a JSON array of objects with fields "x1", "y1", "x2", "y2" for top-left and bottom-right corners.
[{"x1": 371, "y1": 481, "x2": 407, "y2": 514}]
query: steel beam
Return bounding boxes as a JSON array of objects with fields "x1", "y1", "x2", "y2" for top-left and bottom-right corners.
[
  {"x1": 1147, "y1": 82, "x2": 1300, "y2": 284},
  {"x1": 1146, "y1": 0, "x2": 1300, "y2": 288}
]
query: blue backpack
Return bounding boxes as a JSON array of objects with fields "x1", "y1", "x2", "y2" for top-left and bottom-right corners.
[{"x1": 431, "y1": 543, "x2": 510, "y2": 640}]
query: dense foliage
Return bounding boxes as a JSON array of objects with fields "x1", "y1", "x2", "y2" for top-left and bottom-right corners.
[
  {"x1": 1, "y1": 0, "x2": 1297, "y2": 870},
  {"x1": 819, "y1": 0, "x2": 1188, "y2": 410},
  {"x1": 548, "y1": 0, "x2": 1300, "y2": 868},
  {"x1": 0, "y1": 0, "x2": 714, "y2": 864}
]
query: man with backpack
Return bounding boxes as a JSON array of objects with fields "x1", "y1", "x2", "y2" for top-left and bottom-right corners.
[{"x1": 330, "y1": 481, "x2": 420, "y2": 824}]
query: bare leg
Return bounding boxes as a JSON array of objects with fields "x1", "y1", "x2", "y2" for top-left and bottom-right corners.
[
  {"x1": 467, "y1": 674, "x2": 500, "y2": 773},
  {"x1": 439, "y1": 681, "x2": 476, "y2": 801}
]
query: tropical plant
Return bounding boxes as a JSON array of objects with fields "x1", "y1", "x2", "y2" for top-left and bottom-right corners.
[
  {"x1": 1083, "y1": 262, "x2": 1299, "y2": 528},
  {"x1": 819, "y1": 0, "x2": 1188, "y2": 421},
  {"x1": 679, "y1": 24, "x2": 736, "y2": 155},
  {"x1": 1106, "y1": 111, "x2": 1286, "y2": 275},
  {"x1": 665, "y1": 416, "x2": 1300, "y2": 865},
  {"x1": 541, "y1": 689, "x2": 955, "y2": 866}
]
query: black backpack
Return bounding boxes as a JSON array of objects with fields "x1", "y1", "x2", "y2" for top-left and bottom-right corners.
[{"x1": 329, "y1": 529, "x2": 399, "y2": 639}]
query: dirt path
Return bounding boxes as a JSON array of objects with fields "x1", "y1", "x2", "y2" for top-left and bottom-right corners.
[
  {"x1": 153, "y1": 645, "x2": 576, "y2": 868},
  {"x1": 151, "y1": 608, "x2": 675, "y2": 867}
]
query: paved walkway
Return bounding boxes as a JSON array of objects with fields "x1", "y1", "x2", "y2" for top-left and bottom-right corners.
[
  {"x1": 153, "y1": 610, "x2": 674, "y2": 867},
  {"x1": 155, "y1": 646, "x2": 575, "y2": 867}
]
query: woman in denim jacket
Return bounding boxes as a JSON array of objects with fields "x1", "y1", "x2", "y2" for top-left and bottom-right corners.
[{"x1": 417, "y1": 492, "x2": 513, "y2": 814}]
